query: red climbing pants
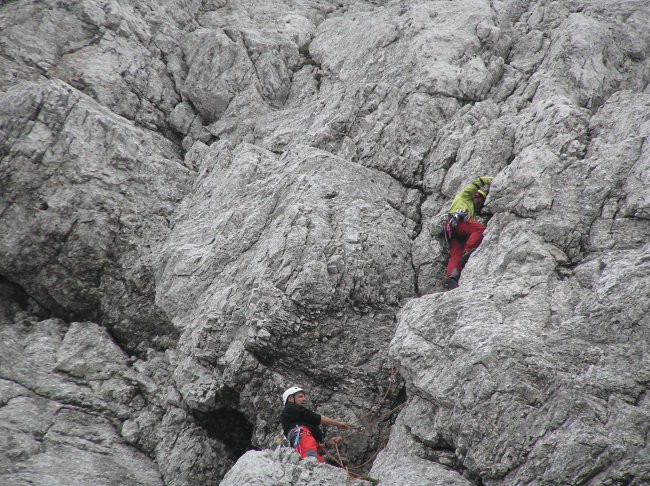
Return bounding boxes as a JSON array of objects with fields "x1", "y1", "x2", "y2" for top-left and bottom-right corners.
[
  {"x1": 445, "y1": 219, "x2": 486, "y2": 277},
  {"x1": 293, "y1": 427, "x2": 325, "y2": 462}
]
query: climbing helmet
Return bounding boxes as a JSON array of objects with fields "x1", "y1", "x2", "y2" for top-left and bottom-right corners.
[{"x1": 282, "y1": 386, "x2": 304, "y2": 405}]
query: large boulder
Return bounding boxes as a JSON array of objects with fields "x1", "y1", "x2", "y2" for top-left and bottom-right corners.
[
  {"x1": 155, "y1": 142, "x2": 415, "y2": 461},
  {"x1": 0, "y1": 79, "x2": 193, "y2": 353},
  {"x1": 0, "y1": 316, "x2": 163, "y2": 486},
  {"x1": 221, "y1": 447, "x2": 372, "y2": 486}
]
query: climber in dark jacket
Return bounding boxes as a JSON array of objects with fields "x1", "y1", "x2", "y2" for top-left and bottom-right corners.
[
  {"x1": 442, "y1": 176, "x2": 493, "y2": 289},
  {"x1": 280, "y1": 386, "x2": 351, "y2": 462}
]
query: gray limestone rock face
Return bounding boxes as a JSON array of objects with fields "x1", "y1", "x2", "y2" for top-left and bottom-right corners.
[
  {"x1": 0, "y1": 315, "x2": 164, "y2": 486},
  {"x1": 370, "y1": 397, "x2": 475, "y2": 486},
  {"x1": 0, "y1": 0, "x2": 201, "y2": 134},
  {"x1": 1, "y1": 0, "x2": 649, "y2": 485},
  {"x1": 221, "y1": 447, "x2": 372, "y2": 486},
  {"x1": 0, "y1": 294, "x2": 235, "y2": 486},
  {"x1": 154, "y1": 141, "x2": 414, "y2": 464},
  {"x1": 0, "y1": 78, "x2": 193, "y2": 353},
  {"x1": 385, "y1": 1, "x2": 650, "y2": 484}
]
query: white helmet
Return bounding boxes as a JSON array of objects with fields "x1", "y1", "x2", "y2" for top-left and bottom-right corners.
[{"x1": 282, "y1": 386, "x2": 304, "y2": 405}]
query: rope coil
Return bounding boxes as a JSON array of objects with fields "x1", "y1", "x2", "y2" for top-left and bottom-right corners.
[{"x1": 322, "y1": 364, "x2": 404, "y2": 481}]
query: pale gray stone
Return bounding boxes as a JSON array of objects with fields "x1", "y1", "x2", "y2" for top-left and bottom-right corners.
[
  {"x1": 1, "y1": 0, "x2": 649, "y2": 485},
  {"x1": 370, "y1": 399, "x2": 474, "y2": 485},
  {"x1": 0, "y1": 79, "x2": 193, "y2": 353},
  {"x1": 221, "y1": 447, "x2": 371, "y2": 486},
  {"x1": 0, "y1": 317, "x2": 164, "y2": 486},
  {"x1": 154, "y1": 141, "x2": 414, "y2": 462}
]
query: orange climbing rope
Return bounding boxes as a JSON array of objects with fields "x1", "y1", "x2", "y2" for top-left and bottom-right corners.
[{"x1": 322, "y1": 364, "x2": 405, "y2": 481}]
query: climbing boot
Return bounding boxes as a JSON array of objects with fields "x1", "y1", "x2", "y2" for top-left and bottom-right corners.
[
  {"x1": 445, "y1": 269, "x2": 460, "y2": 290},
  {"x1": 445, "y1": 276, "x2": 459, "y2": 290}
]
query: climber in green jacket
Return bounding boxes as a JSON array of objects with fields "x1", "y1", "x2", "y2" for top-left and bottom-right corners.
[{"x1": 441, "y1": 176, "x2": 493, "y2": 289}]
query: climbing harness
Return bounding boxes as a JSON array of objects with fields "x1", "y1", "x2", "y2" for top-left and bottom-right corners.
[
  {"x1": 287, "y1": 425, "x2": 302, "y2": 448},
  {"x1": 440, "y1": 210, "x2": 468, "y2": 251},
  {"x1": 287, "y1": 425, "x2": 324, "y2": 461}
]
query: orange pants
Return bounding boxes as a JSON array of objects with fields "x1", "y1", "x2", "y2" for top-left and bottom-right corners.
[{"x1": 291, "y1": 427, "x2": 325, "y2": 462}]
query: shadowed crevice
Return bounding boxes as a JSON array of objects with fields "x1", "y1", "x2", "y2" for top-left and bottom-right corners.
[{"x1": 192, "y1": 408, "x2": 256, "y2": 461}]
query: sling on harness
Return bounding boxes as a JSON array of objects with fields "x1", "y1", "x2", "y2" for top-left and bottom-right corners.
[
  {"x1": 288, "y1": 425, "x2": 301, "y2": 448},
  {"x1": 287, "y1": 425, "x2": 323, "y2": 461},
  {"x1": 440, "y1": 210, "x2": 468, "y2": 252}
]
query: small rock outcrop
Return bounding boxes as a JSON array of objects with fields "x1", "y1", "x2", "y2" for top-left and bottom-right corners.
[{"x1": 220, "y1": 447, "x2": 372, "y2": 486}]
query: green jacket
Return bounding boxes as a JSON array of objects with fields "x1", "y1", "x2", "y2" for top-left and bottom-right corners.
[{"x1": 448, "y1": 176, "x2": 493, "y2": 220}]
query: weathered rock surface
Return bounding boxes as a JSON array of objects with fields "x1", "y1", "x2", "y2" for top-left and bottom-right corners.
[
  {"x1": 220, "y1": 447, "x2": 372, "y2": 486},
  {"x1": 0, "y1": 313, "x2": 164, "y2": 486},
  {"x1": 0, "y1": 78, "x2": 193, "y2": 353},
  {"x1": 1, "y1": 0, "x2": 648, "y2": 485}
]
